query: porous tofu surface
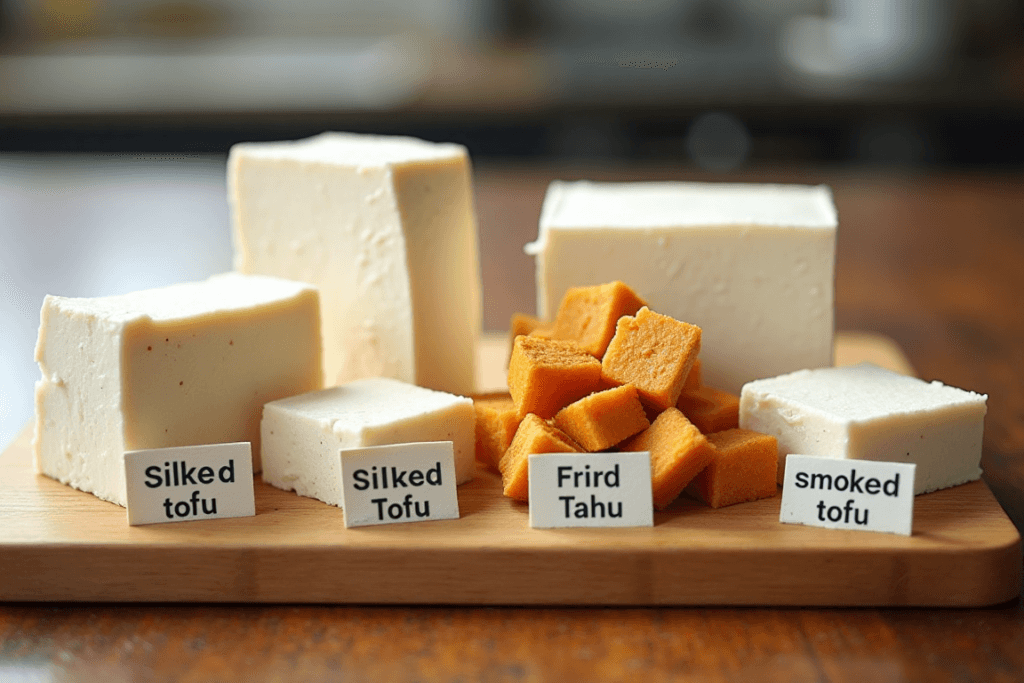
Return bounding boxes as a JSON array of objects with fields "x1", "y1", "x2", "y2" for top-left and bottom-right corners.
[
  {"x1": 553, "y1": 384, "x2": 650, "y2": 452},
  {"x1": 687, "y1": 428, "x2": 778, "y2": 508},
  {"x1": 740, "y1": 363, "x2": 987, "y2": 493},
  {"x1": 473, "y1": 396, "x2": 520, "y2": 470},
  {"x1": 508, "y1": 336, "x2": 603, "y2": 419},
  {"x1": 550, "y1": 281, "x2": 647, "y2": 358},
  {"x1": 677, "y1": 386, "x2": 740, "y2": 434},
  {"x1": 601, "y1": 307, "x2": 701, "y2": 412},
  {"x1": 499, "y1": 414, "x2": 581, "y2": 501},
  {"x1": 619, "y1": 408, "x2": 713, "y2": 510}
]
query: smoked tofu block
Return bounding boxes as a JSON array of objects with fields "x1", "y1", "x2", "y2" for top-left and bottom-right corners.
[
  {"x1": 601, "y1": 307, "x2": 701, "y2": 412},
  {"x1": 508, "y1": 336, "x2": 603, "y2": 419},
  {"x1": 553, "y1": 384, "x2": 649, "y2": 452},
  {"x1": 229, "y1": 132, "x2": 482, "y2": 395},
  {"x1": 686, "y1": 428, "x2": 778, "y2": 508},
  {"x1": 526, "y1": 181, "x2": 837, "y2": 393},
  {"x1": 740, "y1": 363, "x2": 987, "y2": 494},
  {"x1": 619, "y1": 408, "x2": 714, "y2": 510},
  {"x1": 262, "y1": 378, "x2": 476, "y2": 508},
  {"x1": 677, "y1": 386, "x2": 740, "y2": 434},
  {"x1": 33, "y1": 273, "x2": 323, "y2": 506},
  {"x1": 499, "y1": 414, "x2": 582, "y2": 501}
]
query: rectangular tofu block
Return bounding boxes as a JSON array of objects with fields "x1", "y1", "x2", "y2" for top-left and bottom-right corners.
[
  {"x1": 526, "y1": 181, "x2": 837, "y2": 393},
  {"x1": 739, "y1": 363, "x2": 987, "y2": 494},
  {"x1": 33, "y1": 273, "x2": 323, "y2": 506},
  {"x1": 261, "y1": 377, "x2": 475, "y2": 507},
  {"x1": 229, "y1": 132, "x2": 482, "y2": 395}
]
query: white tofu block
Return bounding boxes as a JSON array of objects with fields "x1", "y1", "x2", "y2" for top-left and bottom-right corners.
[
  {"x1": 526, "y1": 181, "x2": 837, "y2": 393},
  {"x1": 261, "y1": 377, "x2": 475, "y2": 507},
  {"x1": 33, "y1": 273, "x2": 323, "y2": 505},
  {"x1": 739, "y1": 363, "x2": 987, "y2": 494},
  {"x1": 229, "y1": 132, "x2": 482, "y2": 395}
]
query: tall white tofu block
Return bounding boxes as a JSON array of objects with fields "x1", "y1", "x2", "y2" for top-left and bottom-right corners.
[
  {"x1": 261, "y1": 377, "x2": 475, "y2": 507},
  {"x1": 526, "y1": 181, "x2": 837, "y2": 393},
  {"x1": 739, "y1": 363, "x2": 987, "y2": 494},
  {"x1": 33, "y1": 274, "x2": 323, "y2": 505},
  {"x1": 229, "y1": 132, "x2": 482, "y2": 395}
]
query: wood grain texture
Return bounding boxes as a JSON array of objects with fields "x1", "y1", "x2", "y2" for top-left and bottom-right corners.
[{"x1": 0, "y1": 334, "x2": 1018, "y2": 607}]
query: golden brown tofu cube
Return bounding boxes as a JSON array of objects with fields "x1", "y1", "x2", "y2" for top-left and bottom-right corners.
[
  {"x1": 677, "y1": 385, "x2": 739, "y2": 434},
  {"x1": 619, "y1": 408, "x2": 713, "y2": 510},
  {"x1": 683, "y1": 358, "x2": 703, "y2": 391},
  {"x1": 553, "y1": 384, "x2": 650, "y2": 452},
  {"x1": 508, "y1": 336, "x2": 603, "y2": 419},
  {"x1": 473, "y1": 394, "x2": 522, "y2": 470},
  {"x1": 686, "y1": 428, "x2": 778, "y2": 508},
  {"x1": 499, "y1": 414, "x2": 582, "y2": 501},
  {"x1": 550, "y1": 281, "x2": 647, "y2": 358},
  {"x1": 601, "y1": 307, "x2": 701, "y2": 412}
]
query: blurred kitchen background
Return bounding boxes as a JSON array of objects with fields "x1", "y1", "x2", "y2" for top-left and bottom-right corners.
[{"x1": 1, "y1": 0, "x2": 1023, "y2": 449}]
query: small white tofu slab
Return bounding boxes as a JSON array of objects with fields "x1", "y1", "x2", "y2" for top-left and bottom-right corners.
[
  {"x1": 33, "y1": 273, "x2": 323, "y2": 506},
  {"x1": 740, "y1": 363, "x2": 987, "y2": 494},
  {"x1": 526, "y1": 181, "x2": 837, "y2": 394},
  {"x1": 261, "y1": 377, "x2": 475, "y2": 507}
]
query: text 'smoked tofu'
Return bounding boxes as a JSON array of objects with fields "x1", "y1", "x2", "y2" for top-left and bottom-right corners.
[
  {"x1": 526, "y1": 181, "x2": 837, "y2": 393},
  {"x1": 229, "y1": 132, "x2": 482, "y2": 395},
  {"x1": 33, "y1": 273, "x2": 323, "y2": 506},
  {"x1": 740, "y1": 363, "x2": 987, "y2": 494},
  {"x1": 261, "y1": 378, "x2": 476, "y2": 508}
]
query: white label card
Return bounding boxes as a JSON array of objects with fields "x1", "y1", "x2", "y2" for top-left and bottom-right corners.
[
  {"x1": 780, "y1": 454, "x2": 916, "y2": 536},
  {"x1": 124, "y1": 442, "x2": 256, "y2": 526},
  {"x1": 529, "y1": 451, "x2": 653, "y2": 528},
  {"x1": 339, "y1": 441, "x2": 460, "y2": 528}
]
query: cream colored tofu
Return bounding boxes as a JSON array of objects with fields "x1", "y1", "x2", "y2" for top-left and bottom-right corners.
[
  {"x1": 526, "y1": 181, "x2": 837, "y2": 393},
  {"x1": 739, "y1": 363, "x2": 987, "y2": 494},
  {"x1": 229, "y1": 132, "x2": 482, "y2": 395},
  {"x1": 33, "y1": 273, "x2": 323, "y2": 505},
  {"x1": 261, "y1": 377, "x2": 475, "y2": 507}
]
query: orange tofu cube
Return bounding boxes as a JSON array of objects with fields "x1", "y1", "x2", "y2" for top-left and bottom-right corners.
[
  {"x1": 508, "y1": 336, "x2": 603, "y2": 419},
  {"x1": 553, "y1": 384, "x2": 650, "y2": 452},
  {"x1": 683, "y1": 358, "x2": 703, "y2": 391},
  {"x1": 677, "y1": 386, "x2": 739, "y2": 434},
  {"x1": 550, "y1": 281, "x2": 647, "y2": 358},
  {"x1": 619, "y1": 408, "x2": 714, "y2": 510},
  {"x1": 473, "y1": 395, "x2": 522, "y2": 470},
  {"x1": 499, "y1": 414, "x2": 582, "y2": 501},
  {"x1": 601, "y1": 307, "x2": 701, "y2": 412},
  {"x1": 686, "y1": 428, "x2": 778, "y2": 508}
]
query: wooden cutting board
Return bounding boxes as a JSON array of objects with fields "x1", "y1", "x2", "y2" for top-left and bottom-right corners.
[{"x1": 1, "y1": 332, "x2": 1019, "y2": 606}]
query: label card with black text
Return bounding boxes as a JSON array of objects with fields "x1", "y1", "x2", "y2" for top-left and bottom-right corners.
[
  {"x1": 528, "y1": 451, "x2": 653, "y2": 528},
  {"x1": 124, "y1": 442, "x2": 256, "y2": 526},
  {"x1": 339, "y1": 441, "x2": 460, "y2": 528},
  {"x1": 779, "y1": 454, "x2": 916, "y2": 536}
]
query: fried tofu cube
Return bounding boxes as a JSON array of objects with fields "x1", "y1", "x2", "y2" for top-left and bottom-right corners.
[
  {"x1": 686, "y1": 428, "x2": 778, "y2": 508},
  {"x1": 619, "y1": 408, "x2": 714, "y2": 510},
  {"x1": 601, "y1": 307, "x2": 701, "y2": 412},
  {"x1": 550, "y1": 281, "x2": 647, "y2": 358},
  {"x1": 473, "y1": 394, "x2": 522, "y2": 470},
  {"x1": 677, "y1": 385, "x2": 739, "y2": 434},
  {"x1": 553, "y1": 384, "x2": 650, "y2": 452},
  {"x1": 683, "y1": 358, "x2": 703, "y2": 391},
  {"x1": 508, "y1": 336, "x2": 603, "y2": 419},
  {"x1": 499, "y1": 414, "x2": 582, "y2": 501}
]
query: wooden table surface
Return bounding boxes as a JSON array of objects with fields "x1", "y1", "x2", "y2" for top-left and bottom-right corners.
[{"x1": 3, "y1": 164, "x2": 1024, "y2": 682}]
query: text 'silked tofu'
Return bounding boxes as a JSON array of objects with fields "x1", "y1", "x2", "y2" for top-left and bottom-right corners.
[
  {"x1": 229, "y1": 132, "x2": 482, "y2": 395},
  {"x1": 33, "y1": 274, "x2": 323, "y2": 506},
  {"x1": 526, "y1": 181, "x2": 837, "y2": 393}
]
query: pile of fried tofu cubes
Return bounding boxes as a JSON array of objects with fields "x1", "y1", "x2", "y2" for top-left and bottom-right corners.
[{"x1": 475, "y1": 281, "x2": 779, "y2": 510}]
